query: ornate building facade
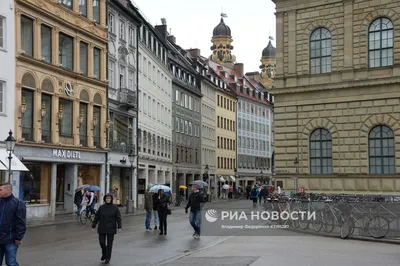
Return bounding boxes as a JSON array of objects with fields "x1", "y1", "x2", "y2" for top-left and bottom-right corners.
[
  {"x1": 15, "y1": 0, "x2": 108, "y2": 218},
  {"x1": 272, "y1": 0, "x2": 400, "y2": 194},
  {"x1": 137, "y1": 16, "x2": 173, "y2": 207},
  {"x1": 107, "y1": 0, "x2": 141, "y2": 206}
]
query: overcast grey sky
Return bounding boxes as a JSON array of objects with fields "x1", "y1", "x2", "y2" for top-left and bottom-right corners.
[{"x1": 131, "y1": 0, "x2": 276, "y2": 73}]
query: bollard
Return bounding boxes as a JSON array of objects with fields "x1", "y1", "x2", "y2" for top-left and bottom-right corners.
[{"x1": 126, "y1": 199, "x2": 133, "y2": 214}]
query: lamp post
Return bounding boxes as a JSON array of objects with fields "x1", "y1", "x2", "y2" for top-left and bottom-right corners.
[
  {"x1": 127, "y1": 150, "x2": 135, "y2": 213},
  {"x1": 175, "y1": 159, "x2": 180, "y2": 207},
  {"x1": 5, "y1": 130, "x2": 16, "y2": 183},
  {"x1": 260, "y1": 169, "x2": 264, "y2": 184},
  {"x1": 294, "y1": 157, "x2": 299, "y2": 194}
]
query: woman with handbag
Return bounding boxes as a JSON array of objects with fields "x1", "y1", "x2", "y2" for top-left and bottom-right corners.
[{"x1": 155, "y1": 189, "x2": 170, "y2": 235}]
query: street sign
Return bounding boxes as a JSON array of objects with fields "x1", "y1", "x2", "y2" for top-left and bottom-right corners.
[{"x1": 275, "y1": 169, "x2": 289, "y2": 173}]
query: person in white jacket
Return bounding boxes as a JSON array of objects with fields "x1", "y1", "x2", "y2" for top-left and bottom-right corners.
[{"x1": 82, "y1": 190, "x2": 96, "y2": 218}]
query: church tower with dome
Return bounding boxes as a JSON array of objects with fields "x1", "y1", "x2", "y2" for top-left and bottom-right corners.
[
  {"x1": 260, "y1": 37, "x2": 276, "y2": 88},
  {"x1": 210, "y1": 14, "x2": 236, "y2": 65}
]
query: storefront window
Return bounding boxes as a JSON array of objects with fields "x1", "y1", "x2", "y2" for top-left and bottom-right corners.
[
  {"x1": 19, "y1": 163, "x2": 51, "y2": 205},
  {"x1": 110, "y1": 167, "x2": 131, "y2": 206}
]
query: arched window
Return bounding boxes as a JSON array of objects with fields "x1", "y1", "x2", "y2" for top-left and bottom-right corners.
[
  {"x1": 310, "y1": 128, "x2": 332, "y2": 174},
  {"x1": 310, "y1": 28, "x2": 331, "y2": 74},
  {"x1": 369, "y1": 125, "x2": 395, "y2": 174},
  {"x1": 21, "y1": 72, "x2": 36, "y2": 88},
  {"x1": 369, "y1": 17, "x2": 394, "y2": 68}
]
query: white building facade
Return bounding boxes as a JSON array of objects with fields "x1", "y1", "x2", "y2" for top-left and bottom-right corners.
[
  {"x1": 236, "y1": 88, "x2": 273, "y2": 186},
  {"x1": 0, "y1": 0, "x2": 16, "y2": 182},
  {"x1": 137, "y1": 22, "x2": 173, "y2": 207},
  {"x1": 107, "y1": 0, "x2": 142, "y2": 207}
]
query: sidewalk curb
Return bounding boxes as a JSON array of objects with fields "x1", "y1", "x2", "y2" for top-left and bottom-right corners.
[
  {"x1": 27, "y1": 206, "x2": 183, "y2": 228},
  {"x1": 286, "y1": 227, "x2": 400, "y2": 245}
]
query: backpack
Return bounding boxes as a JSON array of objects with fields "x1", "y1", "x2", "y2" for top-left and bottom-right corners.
[{"x1": 251, "y1": 188, "x2": 257, "y2": 197}]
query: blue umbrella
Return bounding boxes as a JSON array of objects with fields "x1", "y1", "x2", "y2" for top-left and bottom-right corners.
[
  {"x1": 149, "y1": 184, "x2": 171, "y2": 193},
  {"x1": 87, "y1": 185, "x2": 101, "y2": 191}
]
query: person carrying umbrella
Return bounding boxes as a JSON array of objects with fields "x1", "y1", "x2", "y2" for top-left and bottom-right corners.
[
  {"x1": 185, "y1": 185, "x2": 205, "y2": 239},
  {"x1": 74, "y1": 189, "x2": 84, "y2": 217},
  {"x1": 81, "y1": 189, "x2": 97, "y2": 218},
  {"x1": 154, "y1": 189, "x2": 169, "y2": 235},
  {"x1": 92, "y1": 193, "x2": 122, "y2": 264}
]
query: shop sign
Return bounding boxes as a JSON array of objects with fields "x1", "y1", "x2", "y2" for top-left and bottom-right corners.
[{"x1": 52, "y1": 149, "x2": 82, "y2": 159}]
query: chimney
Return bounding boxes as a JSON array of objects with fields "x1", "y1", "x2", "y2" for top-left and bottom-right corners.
[
  {"x1": 167, "y1": 35, "x2": 176, "y2": 44},
  {"x1": 155, "y1": 18, "x2": 168, "y2": 39},
  {"x1": 234, "y1": 63, "x2": 244, "y2": 77},
  {"x1": 186, "y1": 48, "x2": 201, "y2": 58}
]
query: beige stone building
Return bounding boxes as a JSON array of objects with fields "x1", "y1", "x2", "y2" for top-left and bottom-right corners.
[
  {"x1": 272, "y1": 0, "x2": 400, "y2": 194},
  {"x1": 14, "y1": 0, "x2": 108, "y2": 218}
]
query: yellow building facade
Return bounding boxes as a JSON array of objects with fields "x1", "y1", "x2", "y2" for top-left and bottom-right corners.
[
  {"x1": 216, "y1": 90, "x2": 237, "y2": 180},
  {"x1": 14, "y1": 0, "x2": 108, "y2": 218},
  {"x1": 272, "y1": 0, "x2": 400, "y2": 194}
]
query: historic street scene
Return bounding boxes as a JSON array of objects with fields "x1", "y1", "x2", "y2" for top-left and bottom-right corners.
[{"x1": 1, "y1": 0, "x2": 400, "y2": 265}]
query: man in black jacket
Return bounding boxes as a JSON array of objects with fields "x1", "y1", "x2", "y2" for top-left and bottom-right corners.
[
  {"x1": 92, "y1": 193, "x2": 121, "y2": 264},
  {"x1": 185, "y1": 185, "x2": 204, "y2": 239},
  {"x1": 0, "y1": 183, "x2": 26, "y2": 266}
]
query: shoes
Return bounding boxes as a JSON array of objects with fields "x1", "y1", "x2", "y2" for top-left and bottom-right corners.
[
  {"x1": 194, "y1": 234, "x2": 200, "y2": 239},
  {"x1": 104, "y1": 258, "x2": 110, "y2": 264},
  {"x1": 164, "y1": 231, "x2": 167, "y2": 235},
  {"x1": 146, "y1": 228, "x2": 151, "y2": 232},
  {"x1": 154, "y1": 226, "x2": 158, "y2": 230},
  {"x1": 159, "y1": 231, "x2": 163, "y2": 235},
  {"x1": 192, "y1": 232, "x2": 196, "y2": 237},
  {"x1": 101, "y1": 255, "x2": 105, "y2": 261}
]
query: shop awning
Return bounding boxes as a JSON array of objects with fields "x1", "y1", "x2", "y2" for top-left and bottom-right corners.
[
  {"x1": 230, "y1": 175, "x2": 236, "y2": 182},
  {"x1": 219, "y1": 176, "x2": 225, "y2": 182},
  {"x1": 0, "y1": 149, "x2": 29, "y2": 171}
]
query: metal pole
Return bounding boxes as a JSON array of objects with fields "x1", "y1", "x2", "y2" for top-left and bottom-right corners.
[
  {"x1": 295, "y1": 165, "x2": 299, "y2": 194},
  {"x1": 175, "y1": 164, "x2": 179, "y2": 207},
  {"x1": 8, "y1": 152, "x2": 12, "y2": 183}
]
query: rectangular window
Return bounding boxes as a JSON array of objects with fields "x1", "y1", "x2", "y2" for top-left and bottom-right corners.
[
  {"x1": 20, "y1": 163, "x2": 51, "y2": 205},
  {"x1": 21, "y1": 16, "x2": 33, "y2": 56},
  {"x1": 41, "y1": 25, "x2": 52, "y2": 63},
  {"x1": 143, "y1": 93, "x2": 147, "y2": 114},
  {"x1": 175, "y1": 117, "x2": 179, "y2": 132},
  {"x1": 92, "y1": 0, "x2": 100, "y2": 23},
  {"x1": 93, "y1": 47, "x2": 101, "y2": 79},
  {"x1": 180, "y1": 119, "x2": 184, "y2": 133},
  {"x1": 61, "y1": 0, "x2": 73, "y2": 9},
  {"x1": 93, "y1": 106, "x2": 101, "y2": 147},
  {"x1": 79, "y1": 0, "x2": 87, "y2": 17},
  {"x1": 79, "y1": 103, "x2": 88, "y2": 146},
  {"x1": 119, "y1": 20, "x2": 125, "y2": 40},
  {"x1": 59, "y1": 99, "x2": 73, "y2": 137},
  {"x1": 175, "y1": 90, "x2": 179, "y2": 103},
  {"x1": 129, "y1": 27, "x2": 135, "y2": 46},
  {"x1": 185, "y1": 121, "x2": 188, "y2": 134},
  {"x1": 217, "y1": 116, "x2": 220, "y2": 127},
  {"x1": 0, "y1": 81, "x2": 3, "y2": 114},
  {"x1": 80, "y1": 42, "x2": 88, "y2": 75},
  {"x1": 0, "y1": 16, "x2": 4, "y2": 49},
  {"x1": 108, "y1": 13, "x2": 114, "y2": 33},
  {"x1": 128, "y1": 70, "x2": 134, "y2": 90},
  {"x1": 41, "y1": 94, "x2": 52, "y2": 143},
  {"x1": 189, "y1": 122, "x2": 192, "y2": 135},
  {"x1": 119, "y1": 65, "x2": 125, "y2": 88},
  {"x1": 108, "y1": 60, "x2": 115, "y2": 88},
  {"x1": 59, "y1": 33, "x2": 74, "y2": 71},
  {"x1": 22, "y1": 89, "x2": 34, "y2": 141}
]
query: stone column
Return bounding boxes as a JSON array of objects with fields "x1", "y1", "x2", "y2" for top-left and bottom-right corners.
[
  {"x1": 74, "y1": 37, "x2": 81, "y2": 73},
  {"x1": 53, "y1": 95, "x2": 60, "y2": 144},
  {"x1": 88, "y1": 43, "x2": 94, "y2": 78},
  {"x1": 343, "y1": 0, "x2": 354, "y2": 69},
  {"x1": 36, "y1": 19, "x2": 42, "y2": 59},
  {"x1": 101, "y1": 49, "x2": 107, "y2": 81},
  {"x1": 73, "y1": 98, "x2": 80, "y2": 146},
  {"x1": 87, "y1": 0, "x2": 93, "y2": 21},
  {"x1": 88, "y1": 102, "x2": 94, "y2": 147},
  {"x1": 50, "y1": 163, "x2": 57, "y2": 217},
  {"x1": 73, "y1": 0, "x2": 79, "y2": 13},
  {"x1": 15, "y1": 9, "x2": 22, "y2": 53},
  {"x1": 53, "y1": 27, "x2": 60, "y2": 66},
  {"x1": 100, "y1": 0, "x2": 106, "y2": 26},
  {"x1": 288, "y1": 10, "x2": 297, "y2": 74}
]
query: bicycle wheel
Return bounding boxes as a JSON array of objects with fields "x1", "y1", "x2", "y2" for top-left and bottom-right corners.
[
  {"x1": 298, "y1": 209, "x2": 309, "y2": 230},
  {"x1": 90, "y1": 210, "x2": 97, "y2": 222},
  {"x1": 340, "y1": 217, "x2": 354, "y2": 239},
  {"x1": 312, "y1": 211, "x2": 323, "y2": 232},
  {"x1": 367, "y1": 216, "x2": 389, "y2": 239},
  {"x1": 322, "y1": 211, "x2": 335, "y2": 233},
  {"x1": 80, "y1": 210, "x2": 88, "y2": 225}
]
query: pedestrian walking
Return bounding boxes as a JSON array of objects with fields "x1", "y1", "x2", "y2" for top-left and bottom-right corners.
[
  {"x1": 0, "y1": 183, "x2": 26, "y2": 266},
  {"x1": 144, "y1": 185, "x2": 153, "y2": 231},
  {"x1": 250, "y1": 185, "x2": 259, "y2": 208},
  {"x1": 185, "y1": 185, "x2": 205, "y2": 239},
  {"x1": 82, "y1": 189, "x2": 97, "y2": 218},
  {"x1": 152, "y1": 192, "x2": 160, "y2": 230},
  {"x1": 154, "y1": 189, "x2": 169, "y2": 235},
  {"x1": 92, "y1": 193, "x2": 122, "y2": 264},
  {"x1": 228, "y1": 185, "x2": 233, "y2": 199},
  {"x1": 74, "y1": 189, "x2": 83, "y2": 217},
  {"x1": 246, "y1": 185, "x2": 251, "y2": 200}
]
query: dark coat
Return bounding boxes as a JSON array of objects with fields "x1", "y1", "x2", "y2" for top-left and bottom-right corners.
[
  {"x1": 152, "y1": 193, "x2": 158, "y2": 211},
  {"x1": 74, "y1": 191, "x2": 83, "y2": 206},
  {"x1": 92, "y1": 194, "x2": 122, "y2": 234},
  {"x1": 185, "y1": 191, "x2": 205, "y2": 213},
  {"x1": 0, "y1": 194, "x2": 26, "y2": 244},
  {"x1": 154, "y1": 194, "x2": 169, "y2": 213}
]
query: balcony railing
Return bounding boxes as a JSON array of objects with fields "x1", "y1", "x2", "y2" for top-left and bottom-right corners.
[
  {"x1": 109, "y1": 140, "x2": 135, "y2": 154},
  {"x1": 118, "y1": 88, "x2": 137, "y2": 110}
]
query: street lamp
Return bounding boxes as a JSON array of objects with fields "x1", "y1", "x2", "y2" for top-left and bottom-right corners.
[
  {"x1": 127, "y1": 150, "x2": 135, "y2": 214},
  {"x1": 205, "y1": 164, "x2": 210, "y2": 202},
  {"x1": 175, "y1": 159, "x2": 180, "y2": 207},
  {"x1": 294, "y1": 157, "x2": 299, "y2": 194},
  {"x1": 5, "y1": 130, "x2": 16, "y2": 183}
]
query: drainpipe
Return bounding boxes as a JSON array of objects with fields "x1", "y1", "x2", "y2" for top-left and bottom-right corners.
[
  {"x1": 135, "y1": 25, "x2": 140, "y2": 209},
  {"x1": 105, "y1": 0, "x2": 110, "y2": 196}
]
